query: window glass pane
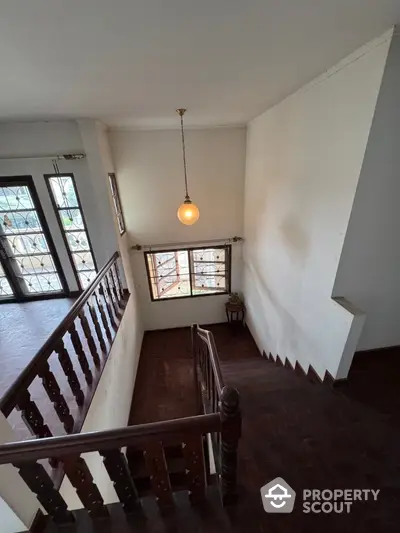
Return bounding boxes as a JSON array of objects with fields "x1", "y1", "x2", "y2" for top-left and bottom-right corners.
[
  {"x1": 0, "y1": 185, "x2": 33, "y2": 210},
  {"x1": 48, "y1": 176, "x2": 78, "y2": 208},
  {"x1": 59, "y1": 209, "x2": 84, "y2": 230},
  {"x1": 47, "y1": 174, "x2": 97, "y2": 291},
  {"x1": 78, "y1": 270, "x2": 97, "y2": 289},
  {"x1": 117, "y1": 215, "x2": 124, "y2": 234},
  {"x1": 109, "y1": 173, "x2": 125, "y2": 235},
  {"x1": 191, "y1": 248, "x2": 226, "y2": 263},
  {"x1": 0, "y1": 276, "x2": 13, "y2": 296},
  {"x1": 1, "y1": 210, "x2": 41, "y2": 234},
  {"x1": 147, "y1": 250, "x2": 190, "y2": 299},
  {"x1": 72, "y1": 251, "x2": 95, "y2": 272},
  {"x1": 146, "y1": 246, "x2": 230, "y2": 300},
  {"x1": 0, "y1": 182, "x2": 63, "y2": 297},
  {"x1": 0, "y1": 263, "x2": 13, "y2": 297},
  {"x1": 5, "y1": 234, "x2": 49, "y2": 255},
  {"x1": 66, "y1": 231, "x2": 91, "y2": 252},
  {"x1": 22, "y1": 273, "x2": 62, "y2": 293},
  {"x1": 191, "y1": 248, "x2": 227, "y2": 294},
  {"x1": 16, "y1": 254, "x2": 57, "y2": 275}
]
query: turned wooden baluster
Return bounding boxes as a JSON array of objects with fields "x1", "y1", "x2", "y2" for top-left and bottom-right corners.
[
  {"x1": 105, "y1": 272, "x2": 120, "y2": 318},
  {"x1": 68, "y1": 322, "x2": 93, "y2": 385},
  {"x1": 112, "y1": 263, "x2": 123, "y2": 302},
  {"x1": 79, "y1": 308, "x2": 100, "y2": 367},
  {"x1": 38, "y1": 361, "x2": 74, "y2": 433},
  {"x1": 100, "y1": 280, "x2": 117, "y2": 330},
  {"x1": 55, "y1": 338, "x2": 84, "y2": 406},
  {"x1": 16, "y1": 390, "x2": 53, "y2": 439},
  {"x1": 14, "y1": 461, "x2": 74, "y2": 525},
  {"x1": 62, "y1": 455, "x2": 109, "y2": 518},
  {"x1": 100, "y1": 448, "x2": 140, "y2": 513},
  {"x1": 220, "y1": 386, "x2": 241, "y2": 505},
  {"x1": 143, "y1": 442, "x2": 174, "y2": 507},
  {"x1": 107, "y1": 268, "x2": 121, "y2": 311},
  {"x1": 183, "y1": 435, "x2": 207, "y2": 503},
  {"x1": 88, "y1": 297, "x2": 107, "y2": 352},
  {"x1": 94, "y1": 287, "x2": 112, "y2": 342}
]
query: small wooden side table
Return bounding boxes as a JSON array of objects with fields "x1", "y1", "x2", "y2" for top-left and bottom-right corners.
[{"x1": 225, "y1": 301, "x2": 245, "y2": 326}]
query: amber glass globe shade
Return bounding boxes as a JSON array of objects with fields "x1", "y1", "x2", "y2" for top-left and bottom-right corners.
[{"x1": 177, "y1": 200, "x2": 200, "y2": 225}]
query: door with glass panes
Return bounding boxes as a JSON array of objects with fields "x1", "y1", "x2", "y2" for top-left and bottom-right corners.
[{"x1": 0, "y1": 176, "x2": 67, "y2": 302}]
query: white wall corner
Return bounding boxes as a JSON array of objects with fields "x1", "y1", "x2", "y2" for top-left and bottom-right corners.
[
  {"x1": 77, "y1": 119, "x2": 119, "y2": 267},
  {"x1": 331, "y1": 297, "x2": 366, "y2": 379}
]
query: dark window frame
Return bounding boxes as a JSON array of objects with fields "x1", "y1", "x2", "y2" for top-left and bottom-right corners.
[
  {"x1": 44, "y1": 173, "x2": 98, "y2": 292},
  {"x1": 108, "y1": 173, "x2": 126, "y2": 236},
  {"x1": 144, "y1": 244, "x2": 231, "y2": 302},
  {"x1": 0, "y1": 175, "x2": 68, "y2": 303}
]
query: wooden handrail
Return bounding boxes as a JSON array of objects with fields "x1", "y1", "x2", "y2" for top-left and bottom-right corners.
[
  {"x1": 0, "y1": 252, "x2": 120, "y2": 416},
  {"x1": 0, "y1": 322, "x2": 240, "y2": 519},
  {"x1": 0, "y1": 413, "x2": 220, "y2": 464},
  {"x1": 195, "y1": 325, "x2": 225, "y2": 395}
]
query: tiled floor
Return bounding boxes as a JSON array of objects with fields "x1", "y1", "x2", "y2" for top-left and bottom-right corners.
[
  {"x1": 0, "y1": 298, "x2": 75, "y2": 399},
  {"x1": 0, "y1": 297, "x2": 102, "y2": 442}
]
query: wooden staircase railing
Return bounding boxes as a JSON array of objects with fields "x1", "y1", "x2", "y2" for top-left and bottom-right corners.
[
  {"x1": 0, "y1": 414, "x2": 221, "y2": 525},
  {"x1": 192, "y1": 323, "x2": 241, "y2": 504},
  {"x1": 0, "y1": 252, "x2": 128, "y2": 446},
  {"x1": 0, "y1": 317, "x2": 240, "y2": 530}
]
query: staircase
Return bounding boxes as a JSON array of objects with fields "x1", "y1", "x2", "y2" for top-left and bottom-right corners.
[{"x1": 1, "y1": 322, "x2": 399, "y2": 532}]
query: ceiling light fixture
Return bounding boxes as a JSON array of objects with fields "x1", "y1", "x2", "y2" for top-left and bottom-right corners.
[{"x1": 176, "y1": 108, "x2": 199, "y2": 226}]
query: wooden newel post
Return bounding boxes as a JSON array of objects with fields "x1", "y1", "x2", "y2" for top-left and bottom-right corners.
[{"x1": 220, "y1": 385, "x2": 241, "y2": 505}]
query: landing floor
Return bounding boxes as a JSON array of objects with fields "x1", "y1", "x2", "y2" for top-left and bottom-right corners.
[
  {"x1": 0, "y1": 298, "x2": 75, "y2": 399},
  {"x1": 0, "y1": 297, "x2": 105, "y2": 442},
  {"x1": 128, "y1": 328, "x2": 198, "y2": 425}
]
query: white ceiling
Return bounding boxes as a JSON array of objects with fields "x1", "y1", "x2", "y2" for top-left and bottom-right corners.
[{"x1": 1, "y1": 0, "x2": 400, "y2": 128}]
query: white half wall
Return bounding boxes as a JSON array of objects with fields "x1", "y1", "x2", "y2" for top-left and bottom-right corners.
[
  {"x1": 243, "y1": 31, "x2": 392, "y2": 379},
  {"x1": 110, "y1": 127, "x2": 246, "y2": 330},
  {"x1": 333, "y1": 29, "x2": 400, "y2": 352},
  {"x1": 0, "y1": 413, "x2": 43, "y2": 533}
]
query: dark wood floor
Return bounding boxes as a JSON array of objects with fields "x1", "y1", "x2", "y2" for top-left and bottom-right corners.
[
  {"x1": 44, "y1": 324, "x2": 400, "y2": 532},
  {"x1": 128, "y1": 328, "x2": 198, "y2": 425}
]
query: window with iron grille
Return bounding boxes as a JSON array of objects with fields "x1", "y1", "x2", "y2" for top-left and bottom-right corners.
[
  {"x1": 145, "y1": 245, "x2": 231, "y2": 301},
  {"x1": 45, "y1": 173, "x2": 97, "y2": 290},
  {"x1": 108, "y1": 173, "x2": 126, "y2": 235}
]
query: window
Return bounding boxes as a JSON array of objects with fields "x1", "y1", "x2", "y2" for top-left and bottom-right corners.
[
  {"x1": 145, "y1": 245, "x2": 231, "y2": 301},
  {"x1": 45, "y1": 174, "x2": 97, "y2": 290},
  {"x1": 0, "y1": 176, "x2": 67, "y2": 302},
  {"x1": 108, "y1": 173, "x2": 125, "y2": 235}
]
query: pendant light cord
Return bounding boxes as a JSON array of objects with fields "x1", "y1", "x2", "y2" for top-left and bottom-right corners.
[{"x1": 178, "y1": 110, "x2": 189, "y2": 199}]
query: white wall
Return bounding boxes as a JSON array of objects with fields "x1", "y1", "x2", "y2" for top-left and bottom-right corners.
[
  {"x1": 0, "y1": 120, "x2": 117, "y2": 292},
  {"x1": 78, "y1": 120, "x2": 119, "y2": 268},
  {"x1": 110, "y1": 127, "x2": 246, "y2": 329},
  {"x1": 333, "y1": 30, "x2": 400, "y2": 351},
  {"x1": 60, "y1": 293, "x2": 143, "y2": 508},
  {"x1": 243, "y1": 31, "x2": 392, "y2": 379}
]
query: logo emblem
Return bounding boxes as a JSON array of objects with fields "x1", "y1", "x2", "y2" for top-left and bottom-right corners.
[{"x1": 260, "y1": 477, "x2": 296, "y2": 513}]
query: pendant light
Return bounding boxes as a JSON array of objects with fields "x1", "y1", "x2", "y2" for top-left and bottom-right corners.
[{"x1": 176, "y1": 108, "x2": 200, "y2": 225}]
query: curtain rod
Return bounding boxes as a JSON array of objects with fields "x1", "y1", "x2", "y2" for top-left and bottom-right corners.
[
  {"x1": 0, "y1": 153, "x2": 86, "y2": 162},
  {"x1": 131, "y1": 236, "x2": 243, "y2": 251}
]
